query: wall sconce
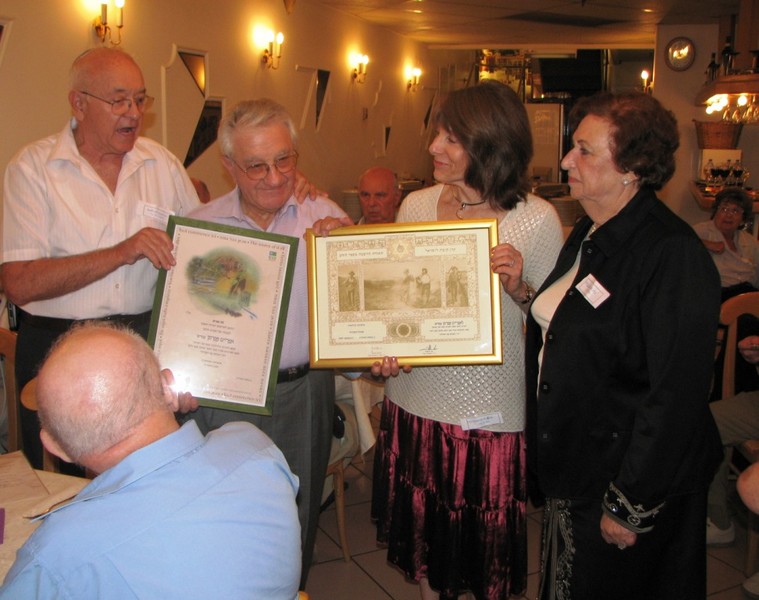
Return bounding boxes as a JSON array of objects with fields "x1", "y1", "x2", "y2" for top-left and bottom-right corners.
[
  {"x1": 640, "y1": 70, "x2": 652, "y2": 94},
  {"x1": 262, "y1": 31, "x2": 284, "y2": 69},
  {"x1": 94, "y1": 0, "x2": 125, "y2": 46},
  {"x1": 406, "y1": 67, "x2": 422, "y2": 92},
  {"x1": 351, "y1": 53, "x2": 369, "y2": 84}
]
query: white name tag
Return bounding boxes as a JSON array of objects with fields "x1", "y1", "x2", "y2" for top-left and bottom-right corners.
[
  {"x1": 576, "y1": 274, "x2": 610, "y2": 308},
  {"x1": 461, "y1": 412, "x2": 503, "y2": 431},
  {"x1": 141, "y1": 202, "x2": 174, "y2": 227}
]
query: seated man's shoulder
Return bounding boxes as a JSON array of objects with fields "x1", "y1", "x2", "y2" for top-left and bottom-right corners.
[
  {"x1": 208, "y1": 422, "x2": 292, "y2": 468},
  {"x1": 212, "y1": 420, "x2": 274, "y2": 446}
]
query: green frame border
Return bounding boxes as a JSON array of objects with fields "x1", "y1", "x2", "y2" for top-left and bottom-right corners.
[{"x1": 148, "y1": 216, "x2": 298, "y2": 414}]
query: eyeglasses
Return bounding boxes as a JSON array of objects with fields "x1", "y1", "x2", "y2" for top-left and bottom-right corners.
[
  {"x1": 79, "y1": 90, "x2": 154, "y2": 115},
  {"x1": 229, "y1": 153, "x2": 299, "y2": 180},
  {"x1": 718, "y1": 205, "x2": 743, "y2": 216}
]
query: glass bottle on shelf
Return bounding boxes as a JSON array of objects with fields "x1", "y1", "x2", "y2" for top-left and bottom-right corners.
[
  {"x1": 706, "y1": 53, "x2": 720, "y2": 82},
  {"x1": 721, "y1": 37, "x2": 734, "y2": 76},
  {"x1": 726, "y1": 162, "x2": 737, "y2": 186},
  {"x1": 732, "y1": 160, "x2": 745, "y2": 188},
  {"x1": 704, "y1": 158, "x2": 715, "y2": 183}
]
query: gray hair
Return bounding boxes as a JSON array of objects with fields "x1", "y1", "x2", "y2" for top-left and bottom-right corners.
[{"x1": 218, "y1": 98, "x2": 298, "y2": 158}]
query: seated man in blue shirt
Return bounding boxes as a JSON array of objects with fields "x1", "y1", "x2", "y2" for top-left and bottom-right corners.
[{"x1": 0, "y1": 322, "x2": 302, "y2": 600}]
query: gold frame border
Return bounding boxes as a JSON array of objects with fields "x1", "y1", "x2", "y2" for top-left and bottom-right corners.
[{"x1": 306, "y1": 219, "x2": 502, "y2": 368}]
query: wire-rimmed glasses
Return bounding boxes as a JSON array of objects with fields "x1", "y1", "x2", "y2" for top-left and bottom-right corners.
[
  {"x1": 79, "y1": 90, "x2": 155, "y2": 115},
  {"x1": 229, "y1": 152, "x2": 299, "y2": 180}
]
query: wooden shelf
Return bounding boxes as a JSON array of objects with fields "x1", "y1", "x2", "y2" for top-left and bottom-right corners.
[
  {"x1": 690, "y1": 181, "x2": 759, "y2": 212},
  {"x1": 695, "y1": 74, "x2": 759, "y2": 105}
]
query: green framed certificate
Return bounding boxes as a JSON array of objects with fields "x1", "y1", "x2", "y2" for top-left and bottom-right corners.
[
  {"x1": 306, "y1": 219, "x2": 502, "y2": 368},
  {"x1": 148, "y1": 216, "x2": 298, "y2": 414}
]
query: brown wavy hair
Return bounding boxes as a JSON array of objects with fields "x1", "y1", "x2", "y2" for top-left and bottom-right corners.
[
  {"x1": 568, "y1": 91, "x2": 679, "y2": 190},
  {"x1": 432, "y1": 80, "x2": 533, "y2": 209}
]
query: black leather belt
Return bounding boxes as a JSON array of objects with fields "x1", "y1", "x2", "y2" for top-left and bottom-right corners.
[
  {"x1": 277, "y1": 363, "x2": 310, "y2": 384},
  {"x1": 17, "y1": 308, "x2": 153, "y2": 333}
]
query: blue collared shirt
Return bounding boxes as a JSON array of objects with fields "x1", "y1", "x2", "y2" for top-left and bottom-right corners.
[
  {"x1": 0, "y1": 421, "x2": 302, "y2": 599},
  {"x1": 188, "y1": 189, "x2": 348, "y2": 368}
]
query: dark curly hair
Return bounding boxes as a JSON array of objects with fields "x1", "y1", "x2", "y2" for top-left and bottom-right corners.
[
  {"x1": 711, "y1": 186, "x2": 753, "y2": 224},
  {"x1": 432, "y1": 80, "x2": 532, "y2": 209},
  {"x1": 568, "y1": 91, "x2": 679, "y2": 190}
]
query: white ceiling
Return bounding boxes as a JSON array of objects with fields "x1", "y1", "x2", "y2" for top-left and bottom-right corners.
[{"x1": 314, "y1": 0, "x2": 741, "y2": 49}]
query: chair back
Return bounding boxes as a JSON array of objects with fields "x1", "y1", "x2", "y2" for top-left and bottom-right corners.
[
  {"x1": 0, "y1": 328, "x2": 20, "y2": 452},
  {"x1": 720, "y1": 292, "x2": 759, "y2": 399}
]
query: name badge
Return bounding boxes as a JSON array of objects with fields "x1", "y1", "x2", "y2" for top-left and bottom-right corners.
[
  {"x1": 461, "y1": 412, "x2": 503, "y2": 431},
  {"x1": 576, "y1": 274, "x2": 610, "y2": 308},
  {"x1": 141, "y1": 202, "x2": 174, "y2": 227}
]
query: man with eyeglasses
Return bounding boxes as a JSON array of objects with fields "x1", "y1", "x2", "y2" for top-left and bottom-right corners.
[
  {"x1": 186, "y1": 98, "x2": 350, "y2": 588},
  {"x1": 1, "y1": 47, "x2": 200, "y2": 470}
]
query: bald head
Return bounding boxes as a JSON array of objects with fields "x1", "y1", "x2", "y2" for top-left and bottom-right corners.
[
  {"x1": 358, "y1": 167, "x2": 401, "y2": 224},
  {"x1": 37, "y1": 323, "x2": 172, "y2": 466},
  {"x1": 70, "y1": 47, "x2": 140, "y2": 88},
  {"x1": 68, "y1": 48, "x2": 147, "y2": 161}
]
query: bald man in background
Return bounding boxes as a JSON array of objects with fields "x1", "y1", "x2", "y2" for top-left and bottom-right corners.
[{"x1": 357, "y1": 166, "x2": 402, "y2": 224}]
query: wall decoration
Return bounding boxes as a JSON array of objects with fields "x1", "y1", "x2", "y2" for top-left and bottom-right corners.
[
  {"x1": 0, "y1": 19, "x2": 12, "y2": 72},
  {"x1": 179, "y1": 51, "x2": 207, "y2": 95},
  {"x1": 295, "y1": 65, "x2": 331, "y2": 132},
  {"x1": 161, "y1": 46, "x2": 210, "y2": 164},
  {"x1": 316, "y1": 69, "x2": 330, "y2": 129},
  {"x1": 665, "y1": 37, "x2": 695, "y2": 71},
  {"x1": 185, "y1": 100, "x2": 222, "y2": 168}
]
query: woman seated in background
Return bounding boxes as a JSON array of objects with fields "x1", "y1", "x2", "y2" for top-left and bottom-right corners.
[{"x1": 693, "y1": 186, "x2": 759, "y2": 302}]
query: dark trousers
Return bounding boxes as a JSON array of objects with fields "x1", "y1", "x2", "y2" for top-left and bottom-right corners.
[{"x1": 540, "y1": 491, "x2": 708, "y2": 600}]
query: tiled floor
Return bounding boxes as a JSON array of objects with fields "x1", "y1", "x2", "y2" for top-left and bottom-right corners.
[{"x1": 306, "y1": 408, "x2": 754, "y2": 600}]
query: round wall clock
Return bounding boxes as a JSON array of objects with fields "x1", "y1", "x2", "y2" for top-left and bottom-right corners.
[{"x1": 665, "y1": 37, "x2": 695, "y2": 71}]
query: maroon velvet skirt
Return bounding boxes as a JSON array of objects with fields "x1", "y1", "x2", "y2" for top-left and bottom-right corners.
[{"x1": 371, "y1": 397, "x2": 527, "y2": 600}]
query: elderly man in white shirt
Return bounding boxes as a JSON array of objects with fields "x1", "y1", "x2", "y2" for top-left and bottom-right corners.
[{"x1": 1, "y1": 48, "x2": 199, "y2": 470}]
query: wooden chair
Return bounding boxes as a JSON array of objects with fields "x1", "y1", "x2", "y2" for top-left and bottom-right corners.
[
  {"x1": 0, "y1": 328, "x2": 20, "y2": 452},
  {"x1": 324, "y1": 401, "x2": 360, "y2": 562},
  {"x1": 720, "y1": 291, "x2": 759, "y2": 574}
]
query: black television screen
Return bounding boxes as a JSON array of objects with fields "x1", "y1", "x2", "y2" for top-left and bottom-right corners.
[{"x1": 538, "y1": 51, "x2": 603, "y2": 95}]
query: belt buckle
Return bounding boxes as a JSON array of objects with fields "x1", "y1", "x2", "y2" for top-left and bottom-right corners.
[{"x1": 287, "y1": 366, "x2": 299, "y2": 378}]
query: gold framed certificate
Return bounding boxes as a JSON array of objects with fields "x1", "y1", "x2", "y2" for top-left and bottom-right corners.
[
  {"x1": 148, "y1": 216, "x2": 298, "y2": 414},
  {"x1": 306, "y1": 219, "x2": 502, "y2": 368}
]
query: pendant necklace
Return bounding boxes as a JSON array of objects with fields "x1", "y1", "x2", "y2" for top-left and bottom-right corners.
[{"x1": 453, "y1": 189, "x2": 486, "y2": 219}]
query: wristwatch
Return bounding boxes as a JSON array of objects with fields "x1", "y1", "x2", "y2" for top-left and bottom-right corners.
[{"x1": 520, "y1": 282, "x2": 535, "y2": 305}]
